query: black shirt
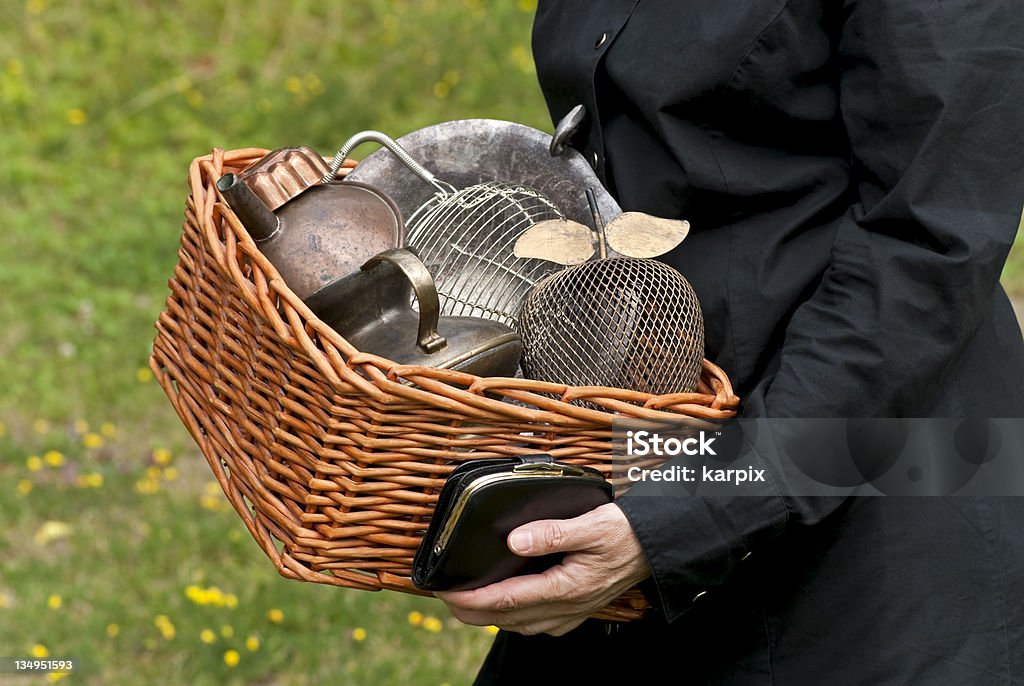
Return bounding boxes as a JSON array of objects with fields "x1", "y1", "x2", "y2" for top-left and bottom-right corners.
[{"x1": 476, "y1": 1, "x2": 1024, "y2": 683}]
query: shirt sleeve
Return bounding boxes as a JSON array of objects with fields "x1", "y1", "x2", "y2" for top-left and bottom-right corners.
[{"x1": 618, "y1": 0, "x2": 1024, "y2": 622}]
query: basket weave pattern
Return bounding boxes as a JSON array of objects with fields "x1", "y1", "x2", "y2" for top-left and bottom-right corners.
[{"x1": 150, "y1": 148, "x2": 740, "y2": 622}]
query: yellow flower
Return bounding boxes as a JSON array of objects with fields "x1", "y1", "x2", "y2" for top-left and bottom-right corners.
[
  {"x1": 83, "y1": 432, "x2": 104, "y2": 449},
  {"x1": 66, "y1": 108, "x2": 87, "y2": 126},
  {"x1": 433, "y1": 81, "x2": 450, "y2": 99},
  {"x1": 220, "y1": 624, "x2": 233, "y2": 639},
  {"x1": 224, "y1": 592, "x2": 237, "y2": 608},
  {"x1": 245, "y1": 635, "x2": 260, "y2": 651},
  {"x1": 26, "y1": 455, "x2": 43, "y2": 471},
  {"x1": 305, "y1": 73, "x2": 324, "y2": 96},
  {"x1": 422, "y1": 616, "x2": 443, "y2": 633},
  {"x1": 285, "y1": 76, "x2": 303, "y2": 94},
  {"x1": 25, "y1": 0, "x2": 45, "y2": 15},
  {"x1": 153, "y1": 448, "x2": 172, "y2": 465},
  {"x1": 32, "y1": 419, "x2": 50, "y2": 434},
  {"x1": 223, "y1": 650, "x2": 240, "y2": 668},
  {"x1": 83, "y1": 472, "x2": 104, "y2": 488},
  {"x1": 17, "y1": 479, "x2": 32, "y2": 496},
  {"x1": 46, "y1": 672, "x2": 69, "y2": 683},
  {"x1": 351, "y1": 627, "x2": 367, "y2": 642},
  {"x1": 34, "y1": 521, "x2": 72, "y2": 545},
  {"x1": 146, "y1": 465, "x2": 162, "y2": 480},
  {"x1": 517, "y1": 0, "x2": 537, "y2": 11},
  {"x1": 135, "y1": 478, "x2": 159, "y2": 494},
  {"x1": 73, "y1": 419, "x2": 89, "y2": 434},
  {"x1": 163, "y1": 467, "x2": 179, "y2": 481},
  {"x1": 136, "y1": 367, "x2": 153, "y2": 383},
  {"x1": 159, "y1": 623, "x2": 176, "y2": 640},
  {"x1": 200, "y1": 628, "x2": 216, "y2": 644},
  {"x1": 485, "y1": 625, "x2": 500, "y2": 635},
  {"x1": 267, "y1": 608, "x2": 284, "y2": 624},
  {"x1": 106, "y1": 623, "x2": 120, "y2": 638},
  {"x1": 43, "y1": 450, "x2": 64, "y2": 467},
  {"x1": 100, "y1": 422, "x2": 117, "y2": 438},
  {"x1": 31, "y1": 643, "x2": 49, "y2": 658},
  {"x1": 200, "y1": 494, "x2": 225, "y2": 510},
  {"x1": 407, "y1": 610, "x2": 424, "y2": 626},
  {"x1": 5, "y1": 58, "x2": 22, "y2": 77}
]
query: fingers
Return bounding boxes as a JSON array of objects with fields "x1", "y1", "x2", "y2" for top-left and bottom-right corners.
[
  {"x1": 507, "y1": 502, "x2": 621, "y2": 557},
  {"x1": 437, "y1": 567, "x2": 587, "y2": 636},
  {"x1": 438, "y1": 565, "x2": 572, "y2": 619}
]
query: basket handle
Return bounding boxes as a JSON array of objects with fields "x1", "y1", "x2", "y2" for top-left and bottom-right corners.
[
  {"x1": 362, "y1": 249, "x2": 447, "y2": 354},
  {"x1": 321, "y1": 130, "x2": 457, "y2": 198}
]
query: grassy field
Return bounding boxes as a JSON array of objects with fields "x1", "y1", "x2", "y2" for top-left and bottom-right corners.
[
  {"x1": 0, "y1": 1, "x2": 547, "y2": 684},
  {"x1": 1, "y1": 1, "x2": 1022, "y2": 685}
]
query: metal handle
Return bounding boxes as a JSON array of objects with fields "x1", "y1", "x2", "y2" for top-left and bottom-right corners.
[
  {"x1": 550, "y1": 104, "x2": 587, "y2": 156},
  {"x1": 361, "y1": 248, "x2": 447, "y2": 354},
  {"x1": 322, "y1": 130, "x2": 456, "y2": 198}
]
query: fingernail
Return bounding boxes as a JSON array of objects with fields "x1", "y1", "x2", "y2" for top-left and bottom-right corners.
[{"x1": 509, "y1": 529, "x2": 532, "y2": 553}]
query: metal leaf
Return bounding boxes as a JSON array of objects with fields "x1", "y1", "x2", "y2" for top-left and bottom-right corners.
[
  {"x1": 604, "y1": 212, "x2": 690, "y2": 259},
  {"x1": 512, "y1": 219, "x2": 596, "y2": 266}
]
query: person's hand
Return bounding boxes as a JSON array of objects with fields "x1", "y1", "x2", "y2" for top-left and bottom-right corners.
[{"x1": 435, "y1": 502, "x2": 650, "y2": 636}]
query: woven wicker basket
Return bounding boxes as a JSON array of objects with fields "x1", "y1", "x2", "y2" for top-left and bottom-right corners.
[{"x1": 150, "y1": 147, "x2": 740, "y2": 622}]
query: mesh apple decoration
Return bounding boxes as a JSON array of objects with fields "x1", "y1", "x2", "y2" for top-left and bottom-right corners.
[{"x1": 513, "y1": 199, "x2": 704, "y2": 397}]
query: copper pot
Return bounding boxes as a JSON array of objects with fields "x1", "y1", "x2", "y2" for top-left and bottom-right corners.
[{"x1": 216, "y1": 146, "x2": 405, "y2": 301}]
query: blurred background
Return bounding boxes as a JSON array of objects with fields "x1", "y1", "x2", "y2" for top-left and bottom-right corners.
[
  {"x1": 0, "y1": 1, "x2": 548, "y2": 684},
  {"x1": 0, "y1": 1, "x2": 1021, "y2": 685}
]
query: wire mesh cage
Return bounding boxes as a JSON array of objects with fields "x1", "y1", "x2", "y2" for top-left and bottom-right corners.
[
  {"x1": 406, "y1": 182, "x2": 566, "y2": 326},
  {"x1": 518, "y1": 258, "x2": 705, "y2": 399}
]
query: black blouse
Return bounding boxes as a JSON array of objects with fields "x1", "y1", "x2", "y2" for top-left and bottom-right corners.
[{"x1": 475, "y1": 1, "x2": 1024, "y2": 683}]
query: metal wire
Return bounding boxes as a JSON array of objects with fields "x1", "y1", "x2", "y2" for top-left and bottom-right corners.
[
  {"x1": 517, "y1": 258, "x2": 705, "y2": 398},
  {"x1": 406, "y1": 182, "x2": 566, "y2": 326}
]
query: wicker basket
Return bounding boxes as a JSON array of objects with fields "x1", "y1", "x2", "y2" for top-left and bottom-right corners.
[{"x1": 150, "y1": 147, "x2": 740, "y2": 622}]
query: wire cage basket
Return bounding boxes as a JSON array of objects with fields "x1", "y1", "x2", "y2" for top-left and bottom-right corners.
[
  {"x1": 149, "y1": 147, "x2": 740, "y2": 622},
  {"x1": 406, "y1": 181, "x2": 565, "y2": 326}
]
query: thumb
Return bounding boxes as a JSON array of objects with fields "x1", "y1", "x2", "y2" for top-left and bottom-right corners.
[{"x1": 507, "y1": 515, "x2": 590, "y2": 557}]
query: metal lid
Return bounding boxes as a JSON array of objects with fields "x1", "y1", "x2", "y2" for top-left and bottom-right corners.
[{"x1": 239, "y1": 146, "x2": 330, "y2": 211}]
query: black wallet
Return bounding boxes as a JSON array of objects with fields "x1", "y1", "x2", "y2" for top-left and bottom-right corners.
[{"x1": 412, "y1": 455, "x2": 614, "y2": 592}]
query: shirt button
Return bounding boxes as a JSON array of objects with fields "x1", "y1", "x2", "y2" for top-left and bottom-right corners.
[
  {"x1": 591, "y1": 151, "x2": 600, "y2": 170},
  {"x1": 595, "y1": 32, "x2": 608, "y2": 49}
]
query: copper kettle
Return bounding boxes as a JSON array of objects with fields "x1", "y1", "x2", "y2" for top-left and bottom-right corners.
[
  {"x1": 305, "y1": 248, "x2": 522, "y2": 377},
  {"x1": 216, "y1": 146, "x2": 405, "y2": 301}
]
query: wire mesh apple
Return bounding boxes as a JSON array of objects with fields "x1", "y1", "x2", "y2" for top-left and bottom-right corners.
[{"x1": 513, "y1": 195, "x2": 704, "y2": 397}]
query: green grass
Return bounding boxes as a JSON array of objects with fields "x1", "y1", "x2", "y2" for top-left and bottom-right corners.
[
  {"x1": 1, "y1": 1, "x2": 545, "y2": 683},
  {"x1": 0, "y1": 424, "x2": 494, "y2": 685},
  {"x1": 1005, "y1": 223, "x2": 1024, "y2": 299}
]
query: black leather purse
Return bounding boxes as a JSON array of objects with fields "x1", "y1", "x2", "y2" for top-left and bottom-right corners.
[{"x1": 412, "y1": 455, "x2": 614, "y2": 592}]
